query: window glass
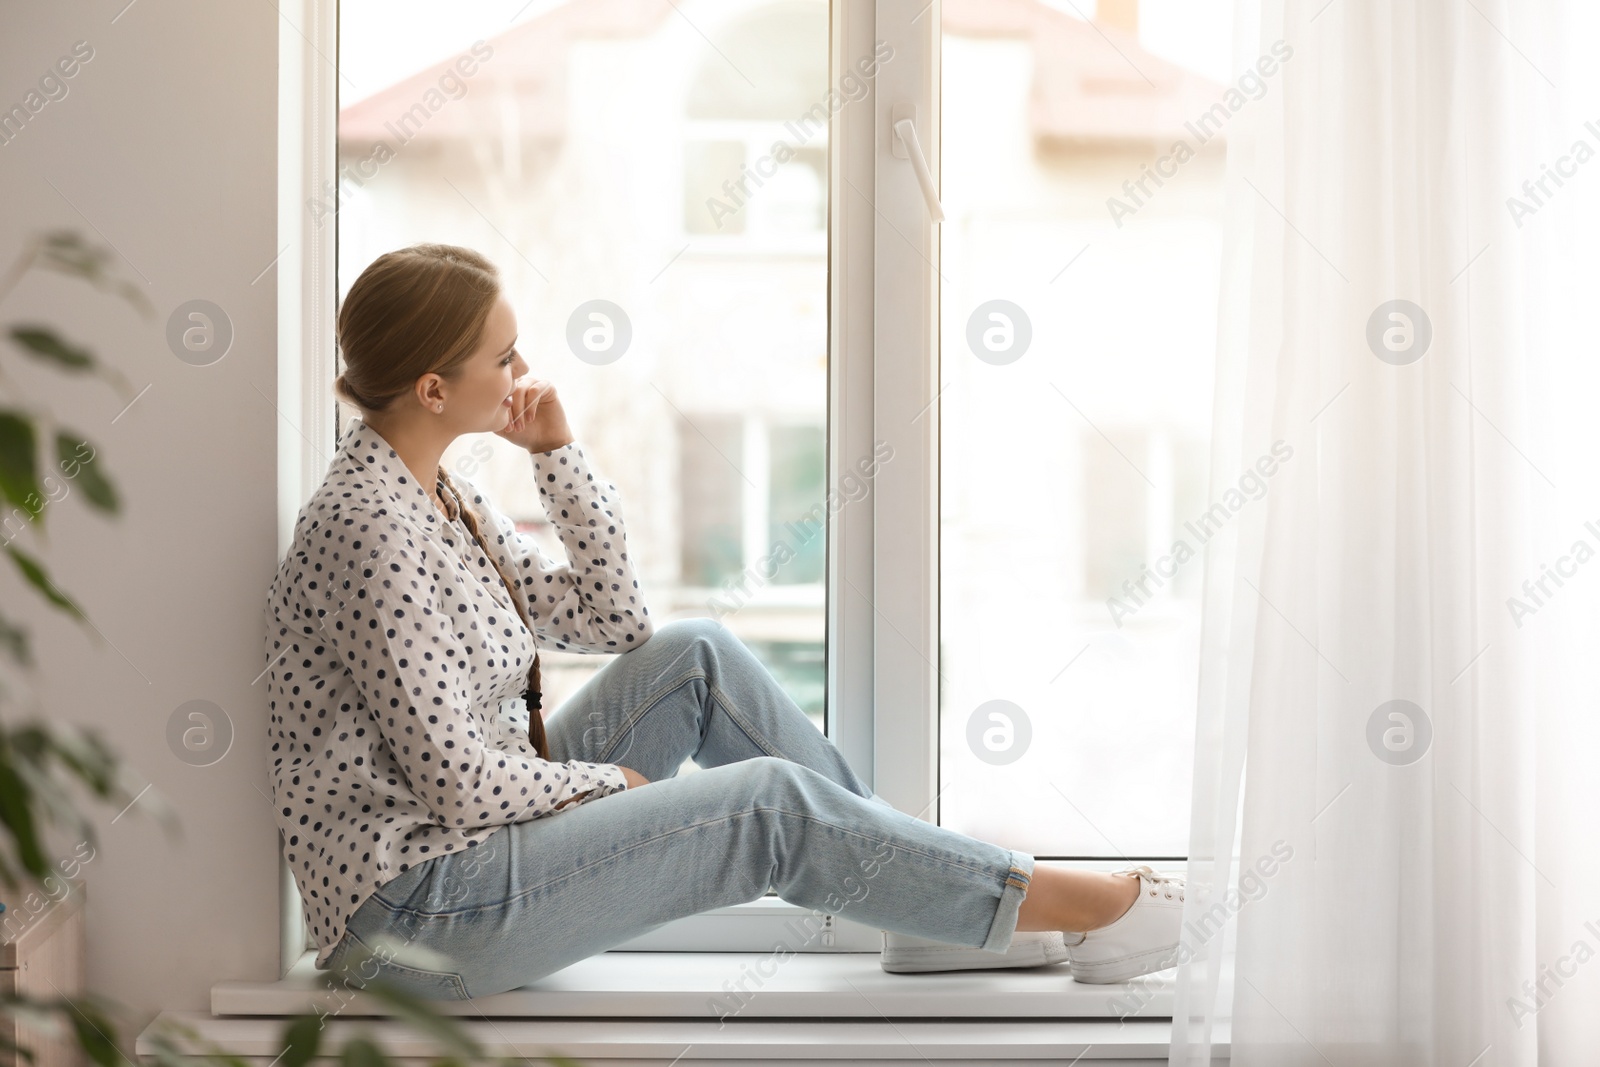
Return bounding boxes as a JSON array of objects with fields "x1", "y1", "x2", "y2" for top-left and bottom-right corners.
[
  {"x1": 938, "y1": 0, "x2": 1233, "y2": 857},
  {"x1": 338, "y1": 0, "x2": 831, "y2": 723}
]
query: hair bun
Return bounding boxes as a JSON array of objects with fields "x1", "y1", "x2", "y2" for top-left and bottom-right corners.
[
  {"x1": 336, "y1": 243, "x2": 501, "y2": 417},
  {"x1": 333, "y1": 373, "x2": 362, "y2": 408}
]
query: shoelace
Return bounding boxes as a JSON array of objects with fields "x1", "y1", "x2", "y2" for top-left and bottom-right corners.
[{"x1": 1115, "y1": 864, "x2": 1186, "y2": 902}]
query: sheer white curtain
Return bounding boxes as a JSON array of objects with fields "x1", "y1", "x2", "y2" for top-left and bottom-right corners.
[{"x1": 1171, "y1": 1, "x2": 1600, "y2": 1064}]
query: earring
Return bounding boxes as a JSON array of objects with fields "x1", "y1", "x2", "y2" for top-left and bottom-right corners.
[{"x1": 436, "y1": 404, "x2": 444, "y2": 412}]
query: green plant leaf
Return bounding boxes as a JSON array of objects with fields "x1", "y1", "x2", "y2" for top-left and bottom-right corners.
[
  {"x1": 37, "y1": 232, "x2": 104, "y2": 277},
  {"x1": 39, "y1": 725, "x2": 122, "y2": 801},
  {"x1": 36, "y1": 232, "x2": 153, "y2": 318},
  {"x1": 0, "y1": 411, "x2": 40, "y2": 522},
  {"x1": 351, "y1": 975, "x2": 484, "y2": 1062},
  {"x1": 59, "y1": 995, "x2": 124, "y2": 1067},
  {"x1": 0, "y1": 992, "x2": 68, "y2": 1042},
  {"x1": 0, "y1": 996, "x2": 57, "y2": 1065},
  {"x1": 278, "y1": 1014, "x2": 323, "y2": 1067},
  {"x1": 340, "y1": 1035, "x2": 386, "y2": 1067},
  {"x1": 143, "y1": 1009, "x2": 259, "y2": 1067},
  {"x1": 0, "y1": 607, "x2": 30, "y2": 667},
  {"x1": 7, "y1": 327, "x2": 95, "y2": 373},
  {"x1": 11, "y1": 747, "x2": 104, "y2": 854},
  {"x1": 53, "y1": 432, "x2": 117, "y2": 513},
  {"x1": 0, "y1": 755, "x2": 47, "y2": 884},
  {"x1": 0, "y1": 1038, "x2": 37, "y2": 1065},
  {"x1": 3, "y1": 546, "x2": 84, "y2": 621},
  {"x1": 0, "y1": 721, "x2": 163, "y2": 880}
]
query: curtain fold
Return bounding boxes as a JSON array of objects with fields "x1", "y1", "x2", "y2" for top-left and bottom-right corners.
[{"x1": 1171, "y1": 1, "x2": 1600, "y2": 1064}]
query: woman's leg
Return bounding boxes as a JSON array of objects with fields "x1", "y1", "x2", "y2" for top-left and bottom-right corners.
[
  {"x1": 322, "y1": 618, "x2": 1149, "y2": 999},
  {"x1": 1017, "y1": 865, "x2": 1140, "y2": 932},
  {"x1": 331, "y1": 754, "x2": 1036, "y2": 1000},
  {"x1": 542, "y1": 616, "x2": 876, "y2": 797},
  {"x1": 541, "y1": 618, "x2": 1138, "y2": 944}
]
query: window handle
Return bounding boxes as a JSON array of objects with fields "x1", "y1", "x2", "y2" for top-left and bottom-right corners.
[{"x1": 891, "y1": 108, "x2": 945, "y2": 224}]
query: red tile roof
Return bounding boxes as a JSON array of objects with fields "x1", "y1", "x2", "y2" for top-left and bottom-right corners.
[
  {"x1": 943, "y1": 0, "x2": 1226, "y2": 144},
  {"x1": 339, "y1": 0, "x2": 1225, "y2": 147},
  {"x1": 339, "y1": 0, "x2": 674, "y2": 143}
]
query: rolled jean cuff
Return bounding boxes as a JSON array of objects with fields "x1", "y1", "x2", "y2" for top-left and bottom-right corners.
[{"x1": 980, "y1": 848, "x2": 1036, "y2": 953}]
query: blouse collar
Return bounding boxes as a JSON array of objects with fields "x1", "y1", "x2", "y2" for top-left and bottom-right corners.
[{"x1": 335, "y1": 414, "x2": 458, "y2": 526}]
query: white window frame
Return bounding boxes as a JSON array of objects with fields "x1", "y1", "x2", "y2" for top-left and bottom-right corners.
[
  {"x1": 277, "y1": 0, "x2": 1182, "y2": 975},
  {"x1": 276, "y1": 0, "x2": 889, "y2": 966},
  {"x1": 868, "y1": 0, "x2": 940, "y2": 823},
  {"x1": 276, "y1": 0, "x2": 339, "y2": 976}
]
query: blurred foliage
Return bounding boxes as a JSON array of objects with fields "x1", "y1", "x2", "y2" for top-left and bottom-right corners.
[{"x1": 0, "y1": 231, "x2": 583, "y2": 1067}]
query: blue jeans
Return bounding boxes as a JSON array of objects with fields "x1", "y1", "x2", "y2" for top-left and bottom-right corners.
[{"x1": 321, "y1": 617, "x2": 1036, "y2": 1000}]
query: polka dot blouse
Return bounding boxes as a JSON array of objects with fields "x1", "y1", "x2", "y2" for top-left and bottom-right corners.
[{"x1": 263, "y1": 415, "x2": 654, "y2": 967}]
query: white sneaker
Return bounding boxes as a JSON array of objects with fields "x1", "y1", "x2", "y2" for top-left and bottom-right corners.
[
  {"x1": 879, "y1": 928, "x2": 1074, "y2": 973},
  {"x1": 1065, "y1": 865, "x2": 1186, "y2": 985}
]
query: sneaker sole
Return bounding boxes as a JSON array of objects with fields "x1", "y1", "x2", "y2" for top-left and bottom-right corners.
[
  {"x1": 1068, "y1": 941, "x2": 1180, "y2": 984},
  {"x1": 881, "y1": 934, "x2": 1073, "y2": 973}
]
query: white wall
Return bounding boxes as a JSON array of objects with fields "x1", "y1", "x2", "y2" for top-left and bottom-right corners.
[{"x1": 0, "y1": 0, "x2": 281, "y2": 1028}]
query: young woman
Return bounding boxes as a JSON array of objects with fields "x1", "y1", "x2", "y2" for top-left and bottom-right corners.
[{"x1": 263, "y1": 243, "x2": 1186, "y2": 1001}]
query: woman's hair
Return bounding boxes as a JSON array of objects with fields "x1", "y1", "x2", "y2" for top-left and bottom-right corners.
[{"x1": 333, "y1": 243, "x2": 501, "y2": 413}]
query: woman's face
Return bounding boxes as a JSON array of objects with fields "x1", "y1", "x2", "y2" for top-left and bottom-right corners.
[{"x1": 454, "y1": 291, "x2": 529, "y2": 431}]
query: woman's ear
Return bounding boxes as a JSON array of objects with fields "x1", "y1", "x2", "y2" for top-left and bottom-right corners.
[{"x1": 416, "y1": 373, "x2": 447, "y2": 412}]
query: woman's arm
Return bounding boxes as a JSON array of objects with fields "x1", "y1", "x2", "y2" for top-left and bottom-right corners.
[
  {"x1": 314, "y1": 537, "x2": 629, "y2": 827},
  {"x1": 461, "y1": 443, "x2": 655, "y2": 653}
]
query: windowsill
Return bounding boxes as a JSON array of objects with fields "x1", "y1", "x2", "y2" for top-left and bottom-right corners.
[
  {"x1": 139, "y1": 1012, "x2": 1224, "y2": 1063},
  {"x1": 140, "y1": 1017, "x2": 1222, "y2": 1062},
  {"x1": 137, "y1": 951, "x2": 1233, "y2": 1063},
  {"x1": 211, "y1": 948, "x2": 1224, "y2": 1020}
]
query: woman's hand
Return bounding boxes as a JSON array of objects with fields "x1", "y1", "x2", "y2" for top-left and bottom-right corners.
[
  {"x1": 552, "y1": 766, "x2": 649, "y2": 811},
  {"x1": 495, "y1": 376, "x2": 576, "y2": 454}
]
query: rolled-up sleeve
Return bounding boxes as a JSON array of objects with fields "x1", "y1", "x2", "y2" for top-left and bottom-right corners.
[{"x1": 463, "y1": 443, "x2": 654, "y2": 653}]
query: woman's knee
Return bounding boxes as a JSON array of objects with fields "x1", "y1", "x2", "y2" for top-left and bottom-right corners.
[
  {"x1": 720, "y1": 754, "x2": 825, "y2": 803},
  {"x1": 652, "y1": 616, "x2": 742, "y2": 664}
]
